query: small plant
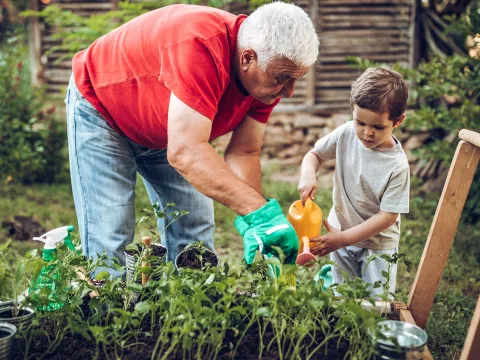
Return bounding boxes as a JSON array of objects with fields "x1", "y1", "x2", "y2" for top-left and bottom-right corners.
[
  {"x1": 175, "y1": 241, "x2": 219, "y2": 270},
  {"x1": 365, "y1": 252, "x2": 413, "y2": 301},
  {"x1": 124, "y1": 202, "x2": 188, "y2": 284}
]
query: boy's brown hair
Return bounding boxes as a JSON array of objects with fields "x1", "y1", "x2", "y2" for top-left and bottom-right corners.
[{"x1": 350, "y1": 67, "x2": 408, "y2": 124}]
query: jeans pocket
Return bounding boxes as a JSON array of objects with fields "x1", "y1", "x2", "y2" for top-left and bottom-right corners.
[{"x1": 76, "y1": 97, "x2": 103, "y2": 118}]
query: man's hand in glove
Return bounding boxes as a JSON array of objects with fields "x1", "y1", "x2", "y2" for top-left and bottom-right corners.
[{"x1": 234, "y1": 199, "x2": 299, "y2": 264}]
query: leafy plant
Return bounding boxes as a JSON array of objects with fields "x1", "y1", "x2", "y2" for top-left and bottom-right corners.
[{"x1": 0, "y1": 32, "x2": 66, "y2": 184}]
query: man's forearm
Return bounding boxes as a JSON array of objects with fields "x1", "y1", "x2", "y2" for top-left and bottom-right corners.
[
  {"x1": 225, "y1": 153, "x2": 262, "y2": 193},
  {"x1": 343, "y1": 211, "x2": 398, "y2": 246},
  {"x1": 168, "y1": 142, "x2": 266, "y2": 215}
]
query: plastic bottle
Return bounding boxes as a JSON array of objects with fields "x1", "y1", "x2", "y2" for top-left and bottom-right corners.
[{"x1": 30, "y1": 226, "x2": 75, "y2": 311}]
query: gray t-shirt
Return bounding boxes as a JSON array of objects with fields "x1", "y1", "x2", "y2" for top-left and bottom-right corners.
[{"x1": 313, "y1": 121, "x2": 410, "y2": 250}]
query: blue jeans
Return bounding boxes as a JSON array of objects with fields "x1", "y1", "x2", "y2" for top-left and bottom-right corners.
[
  {"x1": 330, "y1": 246, "x2": 398, "y2": 299},
  {"x1": 65, "y1": 76, "x2": 215, "y2": 276}
]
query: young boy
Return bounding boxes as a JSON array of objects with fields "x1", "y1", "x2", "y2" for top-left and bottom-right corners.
[{"x1": 298, "y1": 67, "x2": 410, "y2": 298}]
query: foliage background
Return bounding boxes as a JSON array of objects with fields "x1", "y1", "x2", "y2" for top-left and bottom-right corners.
[{"x1": 0, "y1": 0, "x2": 479, "y2": 359}]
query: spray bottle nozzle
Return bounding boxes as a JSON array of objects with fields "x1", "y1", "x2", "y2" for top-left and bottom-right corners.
[{"x1": 33, "y1": 226, "x2": 75, "y2": 250}]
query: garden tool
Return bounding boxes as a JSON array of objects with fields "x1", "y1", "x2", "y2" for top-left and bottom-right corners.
[
  {"x1": 30, "y1": 226, "x2": 75, "y2": 311},
  {"x1": 296, "y1": 236, "x2": 316, "y2": 266},
  {"x1": 141, "y1": 236, "x2": 151, "y2": 286},
  {"x1": 287, "y1": 198, "x2": 322, "y2": 254},
  {"x1": 314, "y1": 264, "x2": 333, "y2": 291}
]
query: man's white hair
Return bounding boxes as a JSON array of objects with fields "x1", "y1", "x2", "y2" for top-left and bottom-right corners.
[{"x1": 237, "y1": 1, "x2": 319, "y2": 70}]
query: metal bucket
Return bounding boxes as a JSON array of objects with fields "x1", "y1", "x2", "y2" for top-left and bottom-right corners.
[
  {"x1": 124, "y1": 243, "x2": 168, "y2": 282},
  {"x1": 0, "y1": 302, "x2": 35, "y2": 331},
  {"x1": 175, "y1": 246, "x2": 219, "y2": 271},
  {"x1": 375, "y1": 320, "x2": 428, "y2": 360},
  {"x1": 0, "y1": 322, "x2": 17, "y2": 360}
]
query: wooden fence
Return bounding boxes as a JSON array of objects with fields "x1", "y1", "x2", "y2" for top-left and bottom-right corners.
[{"x1": 29, "y1": 0, "x2": 415, "y2": 113}]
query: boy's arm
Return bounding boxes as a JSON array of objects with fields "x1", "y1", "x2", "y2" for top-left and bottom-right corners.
[
  {"x1": 298, "y1": 151, "x2": 323, "y2": 205},
  {"x1": 311, "y1": 211, "x2": 398, "y2": 256}
]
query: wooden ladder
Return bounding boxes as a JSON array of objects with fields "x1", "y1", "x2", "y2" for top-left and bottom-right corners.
[{"x1": 402, "y1": 129, "x2": 480, "y2": 359}]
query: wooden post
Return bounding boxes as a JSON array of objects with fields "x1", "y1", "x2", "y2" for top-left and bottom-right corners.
[
  {"x1": 27, "y1": 0, "x2": 42, "y2": 87},
  {"x1": 460, "y1": 295, "x2": 480, "y2": 360},
  {"x1": 141, "y1": 236, "x2": 151, "y2": 286},
  {"x1": 408, "y1": 132, "x2": 480, "y2": 329},
  {"x1": 399, "y1": 309, "x2": 434, "y2": 360},
  {"x1": 305, "y1": 0, "x2": 318, "y2": 106}
]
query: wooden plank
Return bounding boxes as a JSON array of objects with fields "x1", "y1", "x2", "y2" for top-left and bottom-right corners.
[
  {"x1": 399, "y1": 309, "x2": 434, "y2": 360},
  {"x1": 319, "y1": 22, "x2": 410, "y2": 30},
  {"x1": 27, "y1": 0, "x2": 42, "y2": 87},
  {"x1": 408, "y1": 140, "x2": 480, "y2": 328},
  {"x1": 460, "y1": 129, "x2": 480, "y2": 148},
  {"x1": 319, "y1": 0, "x2": 412, "y2": 4},
  {"x1": 460, "y1": 295, "x2": 480, "y2": 360},
  {"x1": 317, "y1": 5, "x2": 411, "y2": 14},
  {"x1": 320, "y1": 29, "x2": 411, "y2": 37},
  {"x1": 319, "y1": 14, "x2": 411, "y2": 23},
  {"x1": 320, "y1": 45, "x2": 410, "y2": 55},
  {"x1": 321, "y1": 37, "x2": 410, "y2": 46},
  {"x1": 305, "y1": 0, "x2": 317, "y2": 105},
  {"x1": 316, "y1": 54, "x2": 409, "y2": 62}
]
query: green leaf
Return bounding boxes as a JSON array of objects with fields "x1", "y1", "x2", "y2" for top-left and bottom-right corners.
[
  {"x1": 134, "y1": 301, "x2": 152, "y2": 313},
  {"x1": 256, "y1": 307, "x2": 272, "y2": 318},
  {"x1": 204, "y1": 273, "x2": 215, "y2": 286}
]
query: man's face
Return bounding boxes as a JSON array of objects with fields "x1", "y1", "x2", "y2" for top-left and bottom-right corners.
[
  {"x1": 238, "y1": 51, "x2": 310, "y2": 105},
  {"x1": 353, "y1": 105, "x2": 404, "y2": 150}
]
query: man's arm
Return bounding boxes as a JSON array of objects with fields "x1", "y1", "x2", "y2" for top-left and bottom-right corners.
[
  {"x1": 224, "y1": 116, "x2": 265, "y2": 194},
  {"x1": 167, "y1": 93, "x2": 267, "y2": 215},
  {"x1": 311, "y1": 211, "x2": 398, "y2": 256}
]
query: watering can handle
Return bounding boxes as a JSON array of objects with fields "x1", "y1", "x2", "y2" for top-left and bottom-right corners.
[{"x1": 304, "y1": 198, "x2": 313, "y2": 218}]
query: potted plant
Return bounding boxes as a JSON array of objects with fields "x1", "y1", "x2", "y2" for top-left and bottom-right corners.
[
  {"x1": 124, "y1": 202, "x2": 188, "y2": 282},
  {"x1": 175, "y1": 241, "x2": 219, "y2": 271},
  {"x1": 0, "y1": 241, "x2": 36, "y2": 332},
  {"x1": 0, "y1": 322, "x2": 17, "y2": 360}
]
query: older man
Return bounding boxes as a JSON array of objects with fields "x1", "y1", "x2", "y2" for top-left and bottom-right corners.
[{"x1": 66, "y1": 2, "x2": 319, "y2": 271}]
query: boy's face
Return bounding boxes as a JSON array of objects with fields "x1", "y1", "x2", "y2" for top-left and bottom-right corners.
[{"x1": 352, "y1": 105, "x2": 405, "y2": 150}]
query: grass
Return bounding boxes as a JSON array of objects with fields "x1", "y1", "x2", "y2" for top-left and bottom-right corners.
[{"x1": 0, "y1": 165, "x2": 479, "y2": 359}]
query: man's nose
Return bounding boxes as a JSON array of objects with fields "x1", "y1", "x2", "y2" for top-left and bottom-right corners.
[{"x1": 282, "y1": 80, "x2": 296, "y2": 98}]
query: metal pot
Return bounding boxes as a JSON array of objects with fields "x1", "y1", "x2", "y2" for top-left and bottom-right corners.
[
  {"x1": 374, "y1": 320, "x2": 428, "y2": 360},
  {"x1": 175, "y1": 246, "x2": 219, "y2": 271},
  {"x1": 0, "y1": 322, "x2": 17, "y2": 360},
  {"x1": 124, "y1": 243, "x2": 168, "y2": 282},
  {"x1": 0, "y1": 302, "x2": 35, "y2": 332}
]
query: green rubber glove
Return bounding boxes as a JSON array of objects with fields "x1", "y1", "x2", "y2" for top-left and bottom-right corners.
[{"x1": 234, "y1": 199, "x2": 299, "y2": 265}]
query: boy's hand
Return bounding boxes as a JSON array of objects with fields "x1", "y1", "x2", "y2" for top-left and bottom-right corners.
[
  {"x1": 298, "y1": 173, "x2": 317, "y2": 206},
  {"x1": 311, "y1": 220, "x2": 347, "y2": 256}
]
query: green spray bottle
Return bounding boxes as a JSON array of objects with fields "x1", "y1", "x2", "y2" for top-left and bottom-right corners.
[{"x1": 30, "y1": 226, "x2": 75, "y2": 311}]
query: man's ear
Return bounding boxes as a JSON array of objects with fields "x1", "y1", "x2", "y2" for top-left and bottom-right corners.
[
  {"x1": 393, "y1": 114, "x2": 406, "y2": 128},
  {"x1": 240, "y1": 49, "x2": 257, "y2": 71}
]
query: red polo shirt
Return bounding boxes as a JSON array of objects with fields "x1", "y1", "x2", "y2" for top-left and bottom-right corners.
[{"x1": 72, "y1": 4, "x2": 279, "y2": 149}]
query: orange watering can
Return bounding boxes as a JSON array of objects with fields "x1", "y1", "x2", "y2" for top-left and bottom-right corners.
[{"x1": 287, "y1": 198, "x2": 322, "y2": 256}]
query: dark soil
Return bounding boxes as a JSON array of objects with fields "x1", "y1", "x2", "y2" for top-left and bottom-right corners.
[
  {"x1": 151, "y1": 244, "x2": 167, "y2": 257},
  {"x1": 0, "y1": 308, "x2": 31, "y2": 319},
  {"x1": 10, "y1": 317, "x2": 349, "y2": 360},
  {"x1": 124, "y1": 243, "x2": 167, "y2": 258},
  {"x1": 0, "y1": 330, "x2": 12, "y2": 338},
  {"x1": 176, "y1": 247, "x2": 219, "y2": 269},
  {"x1": 1, "y1": 215, "x2": 45, "y2": 241}
]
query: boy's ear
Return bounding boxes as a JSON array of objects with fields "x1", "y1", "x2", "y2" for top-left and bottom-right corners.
[{"x1": 393, "y1": 114, "x2": 406, "y2": 128}]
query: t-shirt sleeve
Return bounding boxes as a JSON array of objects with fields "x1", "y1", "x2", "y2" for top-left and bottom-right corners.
[
  {"x1": 159, "y1": 36, "x2": 229, "y2": 120},
  {"x1": 247, "y1": 98, "x2": 281, "y2": 123},
  {"x1": 312, "y1": 123, "x2": 347, "y2": 161},
  {"x1": 380, "y1": 167, "x2": 410, "y2": 213}
]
